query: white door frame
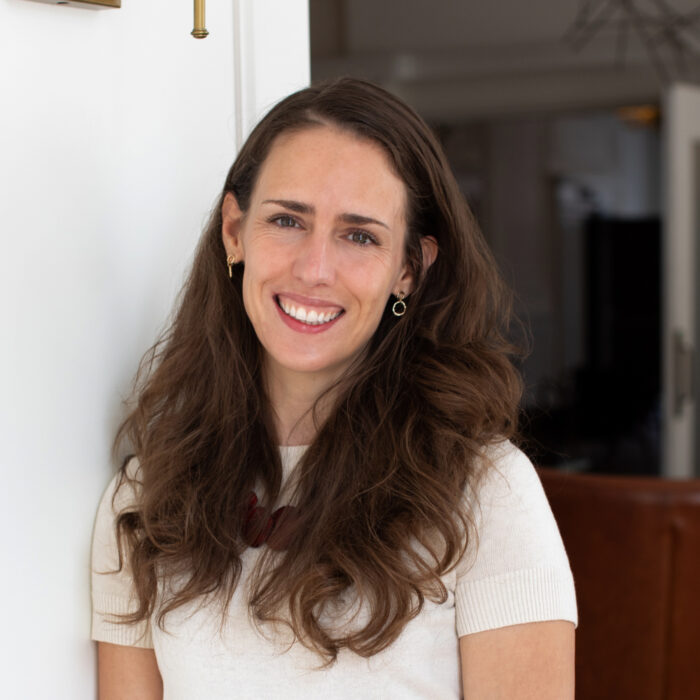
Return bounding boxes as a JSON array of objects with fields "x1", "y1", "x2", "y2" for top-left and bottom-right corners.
[
  {"x1": 233, "y1": 0, "x2": 310, "y2": 148},
  {"x1": 662, "y1": 83, "x2": 700, "y2": 479}
]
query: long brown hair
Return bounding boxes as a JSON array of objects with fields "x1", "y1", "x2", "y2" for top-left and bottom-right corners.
[{"x1": 114, "y1": 77, "x2": 523, "y2": 661}]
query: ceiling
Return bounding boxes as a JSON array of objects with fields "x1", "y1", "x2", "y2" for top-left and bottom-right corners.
[{"x1": 310, "y1": 0, "x2": 700, "y2": 120}]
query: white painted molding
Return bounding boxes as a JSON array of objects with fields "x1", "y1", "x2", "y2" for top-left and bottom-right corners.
[
  {"x1": 662, "y1": 83, "x2": 700, "y2": 478},
  {"x1": 233, "y1": 0, "x2": 311, "y2": 149}
]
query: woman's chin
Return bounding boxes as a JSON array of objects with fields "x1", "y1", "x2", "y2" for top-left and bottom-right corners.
[{"x1": 263, "y1": 353, "x2": 355, "y2": 386}]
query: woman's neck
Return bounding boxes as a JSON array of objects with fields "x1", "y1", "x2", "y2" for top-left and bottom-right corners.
[{"x1": 263, "y1": 362, "x2": 339, "y2": 446}]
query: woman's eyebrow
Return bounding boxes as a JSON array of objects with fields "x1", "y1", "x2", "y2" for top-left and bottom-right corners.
[
  {"x1": 262, "y1": 199, "x2": 389, "y2": 230},
  {"x1": 340, "y1": 212, "x2": 389, "y2": 230},
  {"x1": 263, "y1": 199, "x2": 312, "y2": 214}
]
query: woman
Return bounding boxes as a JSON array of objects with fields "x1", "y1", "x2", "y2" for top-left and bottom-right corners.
[{"x1": 92, "y1": 77, "x2": 577, "y2": 699}]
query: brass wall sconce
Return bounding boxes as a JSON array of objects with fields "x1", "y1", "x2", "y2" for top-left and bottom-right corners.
[
  {"x1": 192, "y1": 0, "x2": 208, "y2": 39},
  {"x1": 36, "y1": 0, "x2": 208, "y2": 39}
]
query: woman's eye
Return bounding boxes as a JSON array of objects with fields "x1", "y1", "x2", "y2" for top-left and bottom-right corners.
[
  {"x1": 348, "y1": 230, "x2": 376, "y2": 246},
  {"x1": 271, "y1": 215, "x2": 299, "y2": 228}
]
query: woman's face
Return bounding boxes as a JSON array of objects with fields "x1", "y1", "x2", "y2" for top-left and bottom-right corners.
[{"x1": 222, "y1": 125, "x2": 415, "y2": 389}]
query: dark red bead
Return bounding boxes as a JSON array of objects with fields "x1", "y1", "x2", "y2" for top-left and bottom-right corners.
[
  {"x1": 242, "y1": 505, "x2": 273, "y2": 547},
  {"x1": 246, "y1": 491, "x2": 258, "y2": 510},
  {"x1": 241, "y1": 491, "x2": 299, "y2": 550},
  {"x1": 267, "y1": 505, "x2": 301, "y2": 551}
]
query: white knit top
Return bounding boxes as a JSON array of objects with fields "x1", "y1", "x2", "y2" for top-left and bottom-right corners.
[{"x1": 91, "y1": 441, "x2": 577, "y2": 699}]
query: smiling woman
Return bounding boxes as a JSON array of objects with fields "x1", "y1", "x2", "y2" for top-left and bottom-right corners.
[
  {"x1": 220, "y1": 126, "x2": 434, "y2": 413},
  {"x1": 91, "y1": 77, "x2": 577, "y2": 699}
]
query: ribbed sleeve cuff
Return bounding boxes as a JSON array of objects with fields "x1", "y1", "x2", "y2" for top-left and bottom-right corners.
[
  {"x1": 91, "y1": 592, "x2": 153, "y2": 648},
  {"x1": 455, "y1": 567, "x2": 578, "y2": 636}
]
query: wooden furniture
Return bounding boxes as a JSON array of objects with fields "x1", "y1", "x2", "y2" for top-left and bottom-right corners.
[{"x1": 538, "y1": 468, "x2": 700, "y2": 700}]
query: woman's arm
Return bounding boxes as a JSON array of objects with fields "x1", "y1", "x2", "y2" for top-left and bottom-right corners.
[
  {"x1": 459, "y1": 620, "x2": 575, "y2": 699},
  {"x1": 98, "y1": 642, "x2": 163, "y2": 700}
]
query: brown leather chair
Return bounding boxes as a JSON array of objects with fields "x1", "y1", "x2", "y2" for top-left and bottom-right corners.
[{"x1": 538, "y1": 468, "x2": 700, "y2": 700}]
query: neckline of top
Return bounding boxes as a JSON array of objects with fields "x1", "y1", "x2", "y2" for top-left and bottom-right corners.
[{"x1": 278, "y1": 444, "x2": 309, "y2": 478}]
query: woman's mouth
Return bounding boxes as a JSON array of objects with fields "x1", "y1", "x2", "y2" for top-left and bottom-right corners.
[{"x1": 276, "y1": 296, "x2": 344, "y2": 326}]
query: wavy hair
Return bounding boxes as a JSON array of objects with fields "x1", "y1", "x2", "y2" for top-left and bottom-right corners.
[{"x1": 114, "y1": 77, "x2": 523, "y2": 661}]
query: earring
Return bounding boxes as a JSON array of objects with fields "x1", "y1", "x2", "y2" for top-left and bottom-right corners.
[
  {"x1": 392, "y1": 291, "x2": 407, "y2": 317},
  {"x1": 226, "y1": 254, "x2": 236, "y2": 278}
]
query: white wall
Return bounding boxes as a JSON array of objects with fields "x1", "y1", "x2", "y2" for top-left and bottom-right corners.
[{"x1": 0, "y1": 1, "x2": 308, "y2": 697}]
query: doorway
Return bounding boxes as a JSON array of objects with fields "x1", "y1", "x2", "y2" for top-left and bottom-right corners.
[{"x1": 437, "y1": 109, "x2": 663, "y2": 475}]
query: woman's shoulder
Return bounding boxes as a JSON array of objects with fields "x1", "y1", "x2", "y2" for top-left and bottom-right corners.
[
  {"x1": 468, "y1": 439, "x2": 542, "y2": 506},
  {"x1": 91, "y1": 455, "x2": 153, "y2": 648},
  {"x1": 459, "y1": 438, "x2": 573, "y2": 578},
  {"x1": 454, "y1": 439, "x2": 578, "y2": 635},
  {"x1": 477, "y1": 437, "x2": 533, "y2": 470},
  {"x1": 95, "y1": 455, "x2": 143, "y2": 526}
]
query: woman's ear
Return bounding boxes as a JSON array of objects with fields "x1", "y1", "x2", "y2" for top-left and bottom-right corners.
[
  {"x1": 221, "y1": 192, "x2": 246, "y2": 262},
  {"x1": 399, "y1": 235, "x2": 439, "y2": 295},
  {"x1": 419, "y1": 235, "x2": 438, "y2": 272}
]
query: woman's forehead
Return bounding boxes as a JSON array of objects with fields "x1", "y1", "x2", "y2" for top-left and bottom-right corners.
[{"x1": 251, "y1": 126, "x2": 408, "y2": 225}]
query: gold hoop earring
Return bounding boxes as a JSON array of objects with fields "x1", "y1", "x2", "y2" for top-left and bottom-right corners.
[
  {"x1": 226, "y1": 254, "x2": 236, "y2": 278},
  {"x1": 392, "y1": 291, "x2": 406, "y2": 317}
]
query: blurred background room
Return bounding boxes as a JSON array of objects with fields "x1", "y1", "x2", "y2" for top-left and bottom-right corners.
[
  {"x1": 310, "y1": 0, "x2": 700, "y2": 480},
  {"x1": 307, "y1": 9, "x2": 700, "y2": 696}
]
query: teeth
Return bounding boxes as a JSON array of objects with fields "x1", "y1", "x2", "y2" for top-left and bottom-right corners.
[{"x1": 278, "y1": 298, "x2": 341, "y2": 325}]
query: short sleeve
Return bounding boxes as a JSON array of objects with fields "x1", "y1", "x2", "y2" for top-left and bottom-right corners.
[
  {"x1": 91, "y1": 457, "x2": 153, "y2": 648},
  {"x1": 454, "y1": 441, "x2": 578, "y2": 637}
]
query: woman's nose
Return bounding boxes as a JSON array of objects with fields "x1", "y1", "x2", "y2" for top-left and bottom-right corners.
[{"x1": 291, "y1": 231, "x2": 336, "y2": 286}]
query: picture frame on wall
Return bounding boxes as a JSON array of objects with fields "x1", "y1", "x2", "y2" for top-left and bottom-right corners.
[{"x1": 30, "y1": 0, "x2": 120, "y2": 8}]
